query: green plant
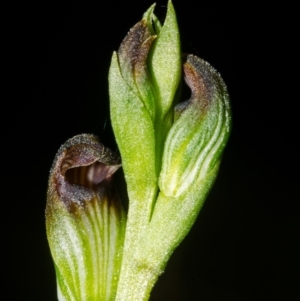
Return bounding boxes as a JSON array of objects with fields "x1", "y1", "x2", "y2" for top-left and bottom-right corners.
[{"x1": 46, "y1": 2, "x2": 231, "y2": 300}]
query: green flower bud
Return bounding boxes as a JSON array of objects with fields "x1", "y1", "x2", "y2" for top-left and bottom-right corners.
[
  {"x1": 136, "y1": 55, "x2": 231, "y2": 275},
  {"x1": 46, "y1": 134, "x2": 126, "y2": 301},
  {"x1": 109, "y1": 1, "x2": 181, "y2": 216},
  {"x1": 159, "y1": 54, "x2": 231, "y2": 198}
]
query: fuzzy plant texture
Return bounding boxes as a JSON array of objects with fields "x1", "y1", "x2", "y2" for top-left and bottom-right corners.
[{"x1": 46, "y1": 1, "x2": 231, "y2": 301}]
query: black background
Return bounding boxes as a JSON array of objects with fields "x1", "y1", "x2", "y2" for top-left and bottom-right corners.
[{"x1": 4, "y1": 0, "x2": 299, "y2": 300}]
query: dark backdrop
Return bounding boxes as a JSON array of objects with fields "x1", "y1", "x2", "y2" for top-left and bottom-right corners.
[{"x1": 4, "y1": 1, "x2": 299, "y2": 300}]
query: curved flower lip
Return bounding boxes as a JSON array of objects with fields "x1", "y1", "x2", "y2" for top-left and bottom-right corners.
[{"x1": 48, "y1": 134, "x2": 121, "y2": 211}]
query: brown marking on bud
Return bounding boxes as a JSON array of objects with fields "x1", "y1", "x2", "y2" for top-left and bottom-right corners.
[
  {"x1": 134, "y1": 35, "x2": 156, "y2": 79},
  {"x1": 48, "y1": 134, "x2": 121, "y2": 212},
  {"x1": 117, "y1": 19, "x2": 157, "y2": 94},
  {"x1": 175, "y1": 55, "x2": 221, "y2": 118},
  {"x1": 118, "y1": 20, "x2": 152, "y2": 73},
  {"x1": 116, "y1": 19, "x2": 157, "y2": 115}
]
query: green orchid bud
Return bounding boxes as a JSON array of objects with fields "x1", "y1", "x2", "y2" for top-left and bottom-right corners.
[
  {"x1": 109, "y1": 1, "x2": 181, "y2": 217},
  {"x1": 159, "y1": 54, "x2": 231, "y2": 198},
  {"x1": 136, "y1": 55, "x2": 231, "y2": 278},
  {"x1": 46, "y1": 134, "x2": 126, "y2": 301}
]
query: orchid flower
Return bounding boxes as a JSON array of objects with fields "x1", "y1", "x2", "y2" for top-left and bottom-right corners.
[{"x1": 46, "y1": 2, "x2": 231, "y2": 300}]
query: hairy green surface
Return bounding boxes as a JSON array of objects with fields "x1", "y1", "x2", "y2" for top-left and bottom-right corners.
[
  {"x1": 46, "y1": 2, "x2": 231, "y2": 300},
  {"x1": 109, "y1": 2, "x2": 231, "y2": 300},
  {"x1": 46, "y1": 135, "x2": 126, "y2": 301}
]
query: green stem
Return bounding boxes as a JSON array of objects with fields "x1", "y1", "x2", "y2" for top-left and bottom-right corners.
[{"x1": 115, "y1": 252, "x2": 161, "y2": 301}]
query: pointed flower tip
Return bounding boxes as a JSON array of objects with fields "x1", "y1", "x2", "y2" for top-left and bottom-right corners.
[{"x1": 142, "y1": 3, "x2": 156, "y2": 23}]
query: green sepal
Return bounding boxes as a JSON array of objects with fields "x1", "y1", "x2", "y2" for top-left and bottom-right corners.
[
  {"x1": 148, "y1": 0, "x2": 181, "y2": 119},
  {"x1": 142, "y1": 4, "x2": 162, "y2": 35},
  {"x1": 109, "y1": 53, "x2": 157, "y2": 219}
]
